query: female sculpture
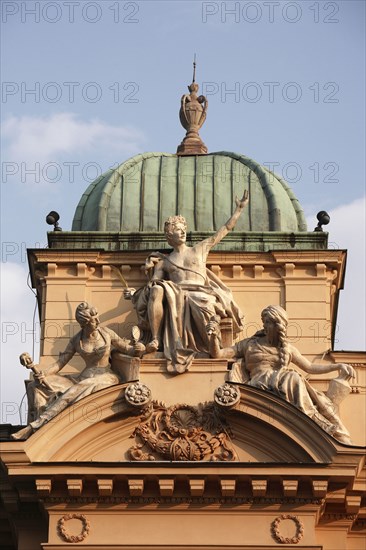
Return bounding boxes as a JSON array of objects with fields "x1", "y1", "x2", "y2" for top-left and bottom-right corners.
[
  {"x1": 207, "y1": 305, "x2": 355, "y2": 444},
  {"x1": 12, "y1": 302, "x2": 145, "y2": 439},
  {"x1": 124, "y1": 191, "x2": 249, "y2": 374}
]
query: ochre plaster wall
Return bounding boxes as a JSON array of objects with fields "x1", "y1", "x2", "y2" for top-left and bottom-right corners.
[
  {"x1": 35, "y1": 249, "x2": 343, "y2": 364},
  {"x1": 28, "y1": 248, "x2": 365, "y2": 445},
  {"x1": 45, "y1": 508, "x2": 318, "y2": 547}
]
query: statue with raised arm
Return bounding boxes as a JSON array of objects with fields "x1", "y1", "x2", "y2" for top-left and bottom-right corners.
[
  {"x1": 207, "y1": 305, "x2": 355, "y2": 444},
  {"x1": 12, "y1": 302, "x2": 145, "y2": 440},
  {"x1": 124, "y1": 190, "x2": 249, "y2": 374}
]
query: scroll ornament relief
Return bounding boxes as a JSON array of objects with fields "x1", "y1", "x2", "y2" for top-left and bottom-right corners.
[{"x1": 128, "y1": 401, "x2": 237, "y2": 462}]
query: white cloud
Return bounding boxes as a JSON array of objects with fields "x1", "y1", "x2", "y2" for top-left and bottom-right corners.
[
  {"x1": 1, "y1": 113, "x2": 145, "y2": 164},
  {"x1": 307, "y1": 196, "x2": 366, "y2": 351},
  {"x1": 0, "y1": 262, "x2": 38, "y2": 424}
]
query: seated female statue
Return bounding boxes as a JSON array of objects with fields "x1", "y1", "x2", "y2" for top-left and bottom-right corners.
[
  {"x1": 207, "y1": 305, "x2": 355, "y2": 444},
  {"x1": 12, "y1": 302, "x2": 145, "y2": 440}
]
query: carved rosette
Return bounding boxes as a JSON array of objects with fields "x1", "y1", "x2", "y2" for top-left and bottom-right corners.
[
  {"x1": 271, "y1": 514, "x2": 304, "y2": 544},
  {"x1": 128, "y1": 401, "x2": 237, "y2": 462},
  {"x1": 58, "y1": 513, "x2": 90, "y2": 543},
  {"x1": 214, "y1": 383, "x2": 241, "y2": 408},
  {"x1": 125, "y1": 382, "x2": 152, "y2": 408}
]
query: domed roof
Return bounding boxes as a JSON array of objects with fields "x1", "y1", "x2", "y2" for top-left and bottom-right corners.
[{"x1": 72, "y1": 151, "x2": 307, "y2": 233}]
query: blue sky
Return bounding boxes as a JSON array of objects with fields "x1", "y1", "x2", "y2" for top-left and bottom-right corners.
[{"x1": 1, "y1": 0, "x2": 365, "y2": 422}]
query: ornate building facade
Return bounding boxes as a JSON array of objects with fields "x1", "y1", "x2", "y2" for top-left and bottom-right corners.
[{"x1": 1, "y1": 77, "x2": 365, "y2": 549}]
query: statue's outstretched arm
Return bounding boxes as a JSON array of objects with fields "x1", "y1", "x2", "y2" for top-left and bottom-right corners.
[
  {"x1": 197, "y1": 190, "x2": 249, "y2": 255},
  {"x1": 290, "y1": 346, "x2": 355, "y2": 380},
  {"x1": 107, "y1": 327, "x2": 145, "y2": 357}
]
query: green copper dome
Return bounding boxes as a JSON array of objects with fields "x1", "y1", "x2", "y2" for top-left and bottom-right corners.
[{"x1": 71, "y1": 151, "x2": 307, "y2": 233}]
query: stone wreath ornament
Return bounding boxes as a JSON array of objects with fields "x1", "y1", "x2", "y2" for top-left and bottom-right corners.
[
  {"x1": 271, "y1": 514, "x2": 304, "y2": 544},
  {"x1": 58, "y1": 513, "x2": 90, "y2": 543}
]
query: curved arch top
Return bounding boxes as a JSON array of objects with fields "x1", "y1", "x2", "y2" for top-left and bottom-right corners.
[{"x1": 24, "y1": 384, "x2": 341, "y2": 464}]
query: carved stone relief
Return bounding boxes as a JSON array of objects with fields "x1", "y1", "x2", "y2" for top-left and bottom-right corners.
[
  {"x1": 214, "y1": 383, "x2": 241, "y2": 408},
  {"x1": 58, "y1": 513, "x2": 90, "y2": 543},
  {"x1": 125, "y1": 382, "x2": 152, "y2": 407},
  {"x1": 271, "y1": 514, "x2": 304, "y2": 544},
  {"x1": 128, "y1": 401, "x2": 237, "y2": 462}
]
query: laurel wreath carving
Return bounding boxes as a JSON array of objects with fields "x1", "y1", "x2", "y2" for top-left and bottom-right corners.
[
  {"x1": 271, "y1": 514, "x2": 304, "y2": 544},
  {"x1": 58, "y1": 513, "x2": 90, "y2": 543}
]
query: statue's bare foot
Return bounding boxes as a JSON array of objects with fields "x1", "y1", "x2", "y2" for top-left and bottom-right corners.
[
  {"x1": 166, "y1": 362, "x2": 175, "y2": 373},
  {"x1": 146, "y1": 339, "x2": 160, "y2": 353},
  {"x1": 11, "y1": 425, "x2": 34, "y2": 440},
  {"x1": 175, "y1": 363, "x2": 188, "y2": 374}
]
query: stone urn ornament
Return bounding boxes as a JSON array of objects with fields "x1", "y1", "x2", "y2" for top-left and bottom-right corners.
[{"x1": 177, "y1": 56, "x2": 208, "y2": 156}]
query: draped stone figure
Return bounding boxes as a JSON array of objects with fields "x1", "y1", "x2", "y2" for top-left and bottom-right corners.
[
  {"x1": 12, "y1": 302, "x2": 145, "y2": 440},
  {"x1": 124, "y1": 190, "x2": 249, "y2": 374},
  {"x1": 207, "y1": 305, "x2": 355, "y2": 444}
]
